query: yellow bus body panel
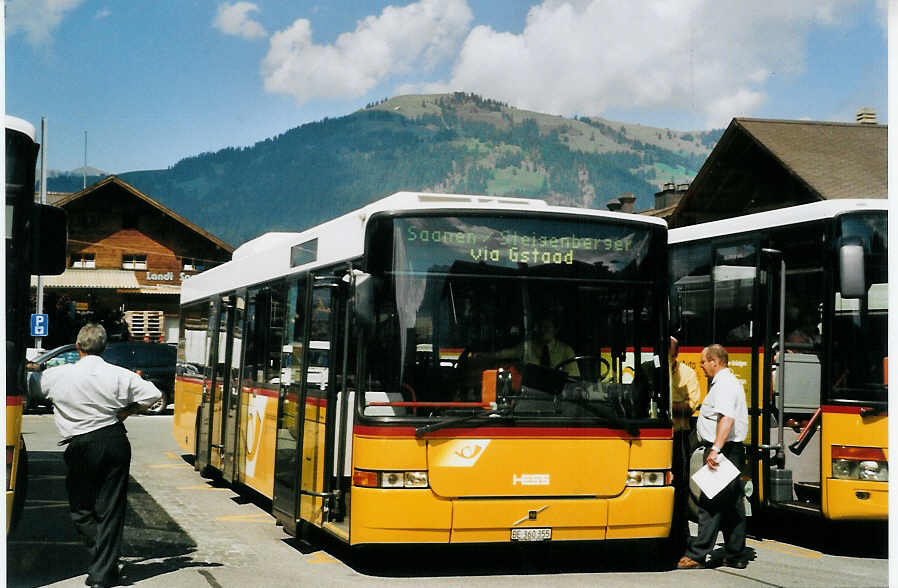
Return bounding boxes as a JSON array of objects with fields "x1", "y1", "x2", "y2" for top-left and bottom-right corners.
[
  {"x1": 427, "y1": 438, "x2": 630, "y2": 497},
  {"x1": 173, "y1": 377, "x2": 203, "y2": 452},
  {"x1": 351, "y1": 487, "x2": 452, "y2": 544},
  {"x1": 822, "y1": 411, "x2": 888, "y2": 520},
  {"x1": 238, "y1": 391, "x2": 277, "y2": 498},
  {"x1": 606, "y1": 487, "x2": 674, "y2": 538},
  {"x1": 6, "y1": 400, "x2": 23, "y2": 534},
  {"x1": 353, "y1": 436, "x2": 427, "y2": 470},
  {"x1": 628, "y1": 438, "x2": 673, "y2": 469},
  {"x1": 451, "y1": 497, "x2": 608, "y2": 542}
]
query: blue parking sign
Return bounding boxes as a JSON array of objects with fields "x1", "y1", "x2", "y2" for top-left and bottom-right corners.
[{"x1": 30, "y1": 314, "x2": 49, "y2": 337}]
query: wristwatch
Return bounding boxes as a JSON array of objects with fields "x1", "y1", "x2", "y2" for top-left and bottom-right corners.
[{"x1": 710, "y1": 445, "x2": 720, "y2": 453}]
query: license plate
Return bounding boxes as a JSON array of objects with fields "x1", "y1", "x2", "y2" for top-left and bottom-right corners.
[{"x1": 510, "y1": 527, "x2": 552, "y2": 542}]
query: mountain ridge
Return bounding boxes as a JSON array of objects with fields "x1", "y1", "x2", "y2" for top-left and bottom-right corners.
[{"x1": 47, "y1": 93, "x2": 722, "y2": 246}]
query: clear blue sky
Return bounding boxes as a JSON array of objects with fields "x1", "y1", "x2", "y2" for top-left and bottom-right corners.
[{"x1": 6, "y1": 0, "x2": 888, "y2": 174}]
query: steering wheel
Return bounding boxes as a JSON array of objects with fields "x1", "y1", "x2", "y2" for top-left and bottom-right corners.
[{"x1": 553, "y1": 355, "x2": 611, "y2": 381}]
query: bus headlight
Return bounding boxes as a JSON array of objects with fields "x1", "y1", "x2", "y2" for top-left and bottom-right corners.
[
  {"x1": 353, "y1": 468, "x2": 429, "y2": 489},
  {"x1": 858, "y1": 461, "x2": 888, "y2": 482},
  {"x1": 626, "y1": 470, "x2": 671, "y2": 487},
  {"x1": 831, "y1": 446, "x2": 888, "y2": 482},
  {"x1": 832, "y1": 459, "x2": 858, "y2": 479}
]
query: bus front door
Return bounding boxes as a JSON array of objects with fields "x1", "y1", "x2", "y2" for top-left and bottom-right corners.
[
  {"x1": 298, "y1": 281, "x2": 339, "y2": 528},
  {"x1": 273, "y1": 276, "x2": 309, "y2": 534},
  {"x1": 220, "y1": 293, "x2": 246, "y2": 484}
]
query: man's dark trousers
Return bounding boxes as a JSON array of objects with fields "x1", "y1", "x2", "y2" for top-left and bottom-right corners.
[
  {"x1": 63, "y1": 422, "x2": 131, "y2": 584},
  {"x1": 685, "y1": 442, "x2": 747, "y2": 564}
]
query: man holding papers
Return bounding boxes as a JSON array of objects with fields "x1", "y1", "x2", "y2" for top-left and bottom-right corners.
[{"x1": 677, "y1": 344, "x2": 749, "y2": 570}]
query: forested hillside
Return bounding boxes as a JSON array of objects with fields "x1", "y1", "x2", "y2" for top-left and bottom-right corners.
[{"x1": 48, "y1": 93, "x2": 722, "y2": 246}]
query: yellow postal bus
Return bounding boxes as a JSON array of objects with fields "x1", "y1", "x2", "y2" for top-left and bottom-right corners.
[
  {"x1": 669, "y1": 200, "x2": 888, "y2": 523},
  {"x1": 174, "y1": 192, "x2": 674, "y2": 547}
]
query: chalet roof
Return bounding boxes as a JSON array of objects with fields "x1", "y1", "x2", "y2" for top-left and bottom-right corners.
[
  {"x1": 668, "y1": 118, "x2": 887, "y2": 227},
  {"x1": 735, "y1": 118, "x2": 887, "y2": 199},
  {"x1": 54, "y1": 176, "x2": 233, "y2": 253}
]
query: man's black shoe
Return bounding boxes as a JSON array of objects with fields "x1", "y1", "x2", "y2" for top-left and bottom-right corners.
[{"x1": 722, "y1": 557, "x2": 748, "y2": 569}]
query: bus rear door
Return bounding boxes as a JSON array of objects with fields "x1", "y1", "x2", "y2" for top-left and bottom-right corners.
[
  {"x1": 220, "y1": 293, "x2": 246, "y2": 483},
  {"x1": 195, "y1": 298, "x2": 221, "y2": 474}
]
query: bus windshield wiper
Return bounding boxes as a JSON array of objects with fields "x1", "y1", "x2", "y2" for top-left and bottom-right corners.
[
  {"x1": 415, "y1": 406, "x2": 513, "y2": 437},
  {"x1": 569, "y1": 398, "x2": 641, "y2": 436}
]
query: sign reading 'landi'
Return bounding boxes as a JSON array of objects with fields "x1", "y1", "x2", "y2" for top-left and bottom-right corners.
[{"x1": 146, "y1": 271, "x2": 194, "y2": 282}]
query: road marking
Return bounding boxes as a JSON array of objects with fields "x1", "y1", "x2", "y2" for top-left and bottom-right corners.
[
  {"x1": 215, "y1": 513, "x2": 272, "y2": 523},
  {"x1": 746, "y1": 538, "x2": 822, "y2": 559},
  {"x1": 176, "y1": 485, "x2": 231, "y2": 491},
  {"x1": 165, "y1": 452, "x2": 180, "y2": 459},
  {"x1": 149, "y1": 463, "x2": 184, "y2": 469},
  {"x1": 309, "y1": 552, "x2": 338, "y2": 563}
]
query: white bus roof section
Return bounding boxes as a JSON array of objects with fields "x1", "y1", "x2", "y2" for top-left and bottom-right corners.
[
  {"x1": 669, "y1": 199, "x2": 887, "y2": 245},
  {"x1": 183, "y1": 191, "x2": 666, "y2": 303},
  {"x1": 4, "y1": 115, "x2": 36, "y2": 141}
]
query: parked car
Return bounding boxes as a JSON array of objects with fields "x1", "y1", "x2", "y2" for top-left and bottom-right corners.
[{"x1": 26, "y1": 341, "x2": 176, "y2": 414}]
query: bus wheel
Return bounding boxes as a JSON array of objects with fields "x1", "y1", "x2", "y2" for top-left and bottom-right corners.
[{"x1": 9, "y1": 436, "x2": 28, "y2": 534}]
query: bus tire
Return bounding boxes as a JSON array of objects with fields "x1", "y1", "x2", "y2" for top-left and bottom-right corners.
[{"x1": 9, "y1": 436, "x2": 28, "y2": 534}]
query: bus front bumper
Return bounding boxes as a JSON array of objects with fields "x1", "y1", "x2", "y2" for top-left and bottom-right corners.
[
  {"x1": 349, "y1": 486, "x2": 673, "y2": 545},
  {"x1": 825, "y1": 479, "x2": 888, "y2": 520}
]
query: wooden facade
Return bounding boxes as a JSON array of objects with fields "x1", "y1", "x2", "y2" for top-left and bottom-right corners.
[{"x1": 33, "y1": 176, "x2": 232, "y2": 347}]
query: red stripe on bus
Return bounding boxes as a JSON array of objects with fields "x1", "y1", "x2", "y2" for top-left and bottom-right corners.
[
  {"x1": 6, "y1": 395, "x2": 23, "y2": 406},
  {"x1": 175, "y1": 375, "x2": 204, "y2": 384},
  {"x1": 353, "y1": 425, "x2": 671, "y2": 439},
  {"x1": 242, "y1": 385, "x2": 279, "y2": 398},
  {"x1": 822, "y1": 405, "x2": 887, "y2": 415}
]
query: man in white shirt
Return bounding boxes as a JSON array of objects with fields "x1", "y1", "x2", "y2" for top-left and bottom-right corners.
[
  {"x1": 41, "y1": 323, "x2": 162, "y2": 588},
  {"x1": 677, "y1": 344, "x2": 749, "y2": 570}
]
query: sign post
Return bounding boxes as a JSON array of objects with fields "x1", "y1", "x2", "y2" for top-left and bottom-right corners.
[{"x1": 30, "y1": 313, "x2": 49, "y2": 350}]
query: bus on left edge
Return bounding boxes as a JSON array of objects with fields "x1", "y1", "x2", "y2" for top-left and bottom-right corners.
[{"x1": 5, "y1": 115, "x2": 67, "y2": 533}]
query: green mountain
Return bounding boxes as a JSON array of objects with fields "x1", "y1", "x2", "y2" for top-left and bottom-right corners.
[{"x1": 52, "y1": 93, "x2": 722, "y2": 246}]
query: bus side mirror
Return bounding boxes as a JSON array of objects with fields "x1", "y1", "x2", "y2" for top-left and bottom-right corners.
[
  {"x1": 31, "y1": 204, "x2": 68, "y2": 276},
  {"x1": 839, "y1": 243, "x2": 865, "y2": 299},
  {"x1": 354, "y1": 271, "x2": 374, "y2": 332}
]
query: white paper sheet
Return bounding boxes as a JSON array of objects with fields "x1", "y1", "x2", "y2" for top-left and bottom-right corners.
[{"x1": 691, "y1": 453, "x2": 740, "y2": 499}]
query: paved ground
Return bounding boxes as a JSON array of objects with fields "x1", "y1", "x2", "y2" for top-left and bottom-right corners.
[{"x1": 7, "y1": 413, "x2": 890, "y2": 588}]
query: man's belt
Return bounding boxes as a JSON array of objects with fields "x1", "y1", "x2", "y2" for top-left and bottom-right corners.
[{"x1": 57, "y1": 421, "x2": 125, "y2": 446}]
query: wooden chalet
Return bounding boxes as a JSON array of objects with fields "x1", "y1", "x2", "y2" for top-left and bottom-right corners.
[{"x1": 32, "y1": 176, "x2": 232, "y2": 346}]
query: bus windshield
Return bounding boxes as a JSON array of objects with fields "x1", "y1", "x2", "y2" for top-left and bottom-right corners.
[
  {"x1": 362, "y1": 214, "x2": 667, "y2": 426},
  {"x1": 830, "y1": 212, "x2": 888, "y2": 403}
]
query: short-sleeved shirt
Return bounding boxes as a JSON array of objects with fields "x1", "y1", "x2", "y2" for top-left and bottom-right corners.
[
  {"x1": 40, "y1": 354, "x2": 163, "y2": 440},
  {"x1": 671, "y1": 360, "x2": 701, "y2": 431},
  {"x1": 522, "y1": 339, "x2": 579, "y2": 377},
  {"x1": 696, "y1": 367, "x2": 748, "y2": 444}
]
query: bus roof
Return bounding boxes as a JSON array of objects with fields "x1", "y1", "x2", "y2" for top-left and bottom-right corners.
[
  {"x1": 669, "y1": 199, "x2": 887, "y2": 245},
  {"x1": 4, "y1": 116, "x2": 36, "y2": 141},
  {"x1": 182, "y1": 191, "x2": 666, "y2": 303}
]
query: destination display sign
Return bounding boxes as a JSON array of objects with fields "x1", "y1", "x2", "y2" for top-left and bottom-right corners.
[{"x1": 392, "y1": 216, "x2": 654, "y2": 276}]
